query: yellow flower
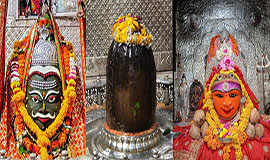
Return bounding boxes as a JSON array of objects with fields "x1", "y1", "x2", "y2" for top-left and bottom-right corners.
[
  {"x1": 70, "y1": 52, "x2": 76, "y2": 59},
  {"x1": 40, "y1": 147, "x2": 49, "y2": 160},
  {"x1": 213, "y1": 128, "x2": 218, "y2": 135},
  {"x1": 141, "y1": 28, "x2": 146, "y2": 35},
  {"x1": 112, "y1": 14, "x2": 152, "y2": 46},
  {"x1": 68, "y1": 79, "x2": 76, "y2": 86},
  {"x1": 11, "y1": 81, "x2": 20, "y2": 90}
]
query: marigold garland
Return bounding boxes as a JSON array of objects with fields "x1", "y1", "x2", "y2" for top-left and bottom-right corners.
[
  {"x1": 229, "y1": 34, "x2": 239, "y2": 56},
  {"x1": 203, "y1": 69, "x2": 254, "y2": 160},
  {"x1": 112, "y1": 14, "x2": 152, "y2": 46},
  {"x1": 16, "y1": 107, "x2": 72, "y2": 159},
  {"x1": 209, "y1": 35, "x2": 220, "y2": 60}
]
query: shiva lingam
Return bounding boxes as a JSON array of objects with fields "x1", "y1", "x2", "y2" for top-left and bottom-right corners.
[{"x1": 87, "y1": 14, "x2": 172, "y2": 159}]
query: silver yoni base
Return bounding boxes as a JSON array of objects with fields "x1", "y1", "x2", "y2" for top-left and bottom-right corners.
[
  {"x1": 98, "y1": 126, "x2": 161, "y2": 154},
  {"x1": 86, "y1": 109, "x2": 173, "y2": 160}
]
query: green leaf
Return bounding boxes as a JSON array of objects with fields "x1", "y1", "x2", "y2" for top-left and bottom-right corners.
[
  {"x1": 46, "y1": 22, "x2": 49, "y2": 29},
  {"x1": 132, "y1": 108, "x2": 137, "y2": 116},
  {"x1": 135, "y1": 102, "x2": 140, "y2": 110},
  {"x1": 132, "y1": 102, "x2": 140, "y2": 116},
  {"x1": 163, "y1": 128, "x2": 171, "y2": 136},
  {"x1": 51, "y1": 147, "x2": 59, "y2": 152},
  {"x1": 45, "y1": 13, "x2": 49, "y2": 20},
  {"x1": 19, "y1": 146, "x2": 26, "y2": 154}
]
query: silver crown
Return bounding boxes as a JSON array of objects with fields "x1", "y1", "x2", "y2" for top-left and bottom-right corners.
[{"x1": 31, "y1": 29, "x2": 58, "y2": 66}]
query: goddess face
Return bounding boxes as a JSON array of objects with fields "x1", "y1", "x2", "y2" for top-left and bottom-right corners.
[
  {"x1": 211, "y1": 81, "x2": 242, "y2": 119},
  {"x1": 26, "y1": 66, "x2": 62, "y2": 131}
]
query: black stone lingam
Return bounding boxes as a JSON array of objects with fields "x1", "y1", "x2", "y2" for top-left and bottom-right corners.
[{"x1": 106, "y1": 40, "x2": 156, "y2": 133}]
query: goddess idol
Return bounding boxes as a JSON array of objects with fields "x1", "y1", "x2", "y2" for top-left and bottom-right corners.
[
  {"x1": 173, "y1": 33, "x2": 270, "y2": 160},
  {"x1": 0, "y1": 8, "x2": 85, "y2": 160}
]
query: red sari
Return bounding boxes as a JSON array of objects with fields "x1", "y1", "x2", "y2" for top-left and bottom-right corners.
[{"x1": 173, "y1": 117, "x2": 270, "y2": 159}]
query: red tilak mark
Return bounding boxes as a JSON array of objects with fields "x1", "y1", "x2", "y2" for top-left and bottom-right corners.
[
  {"x1": 28, "y1": 71, "x2": 61, "y2": 80},
  {"x1": 33, "y1": 96, "x2": 39, "y2": 101}
]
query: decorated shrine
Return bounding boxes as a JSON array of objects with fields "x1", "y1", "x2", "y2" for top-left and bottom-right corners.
[
  {"x1": 174, "y1": 32, "x2": 267, "y2": 159},
  {"x1": 0, "y1": 1, "x2": 86, "y2": 159},
  {"x1": 174, "y1": 1, "x2": 270, "y2": 159}
]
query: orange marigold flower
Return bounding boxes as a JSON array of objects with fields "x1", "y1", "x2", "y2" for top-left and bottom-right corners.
[
  {"x1": 62, "y1": 127, "x2": 69, "y2": 134},
  {"x1": 67, "y1": 112, "x2": 72, "y2": 118},
  {"x1": 18, "y1": 54, "x2": 25, "y2": 60},
  {"x1": 14, "y1": 41, "x2": 22, "y2": 49},
  {"x1": 207, "y1": 141, "x2": 212, "y2": 148},
  {"x1": 65, "y1": 119, "x2": 71, "y2": 126},
  {"x1": 223, "y1": 153, "x2": 230, "y2": 159},
  {"x1": 49, "y1": 155, "x2": 53, "y2": 160},
  {"x1": 209, "y1": 35, "x2": 220, "y2": 59},
  {"x1": 204, "y1": 135, "x2": 209, "y2": 142},
  {"x1": 39, "y1": 20, "x2": 43, "y2": 27},
  {"x1": 51, "y1": 141, "x2": 59, "y2": 148},
  {"x1": 206, "y1": 128, "x2": 212, "y2": 135},
  {"x1": 212, "y1": 145, "x2": 217, "y2": 150},
  {"x1": 216, "y1": 142, "x2": 221, "y2": 148},
  {"x1": 35, "y1": 146, "x2": 40, "y2": 154},
  {"x1": 66, "y1": 42, "x2": 74, "y2": 51},
  {"x1": 59, "y1": 133, "x2": 67, "y2": 146}
]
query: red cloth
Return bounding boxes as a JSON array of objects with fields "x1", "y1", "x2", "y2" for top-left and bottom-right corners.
[
  {"x1": 78, "y1": 0, "x2": 86, "y2": 97},
  {"x1": 0, "y1": 0, "x2": 8, "y2": 114},
  {"x1": 173, "y1": 119, "x2": 270, "y2": 159}
]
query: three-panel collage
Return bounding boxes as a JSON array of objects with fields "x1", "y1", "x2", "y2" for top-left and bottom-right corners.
[{"x1": 0, "y1": 0, "x2": 270, "y2": 159}]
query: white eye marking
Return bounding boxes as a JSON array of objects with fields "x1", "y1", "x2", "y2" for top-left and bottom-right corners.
[
  {"x1": 48, "y1": 96, "x2": 56, "y2": 103},
  {"x1": 32, "y1": 97, "x2": 40, "y2": 104},
  {"x1": 29, "y1": 90, "x2": 43, "y2": 100}
]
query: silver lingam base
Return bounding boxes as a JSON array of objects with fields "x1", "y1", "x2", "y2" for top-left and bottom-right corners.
[
  {"x1": 98, "y1": 125, "x2": 161, "y2": 154},
  {"x1": 86, "y1": 109, "x2": 173, "y2": 160}
]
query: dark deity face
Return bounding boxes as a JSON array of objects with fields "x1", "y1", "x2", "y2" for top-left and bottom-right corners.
[
  {"x1": 189, "y1": 80, "x2": 203, "y2": 111},
  {"x1": 190, "y1": 86, "x2": 202, "y2": 111},
  {"x1": 26, "y1": 68, "x2": 62, "y2": 131}
]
